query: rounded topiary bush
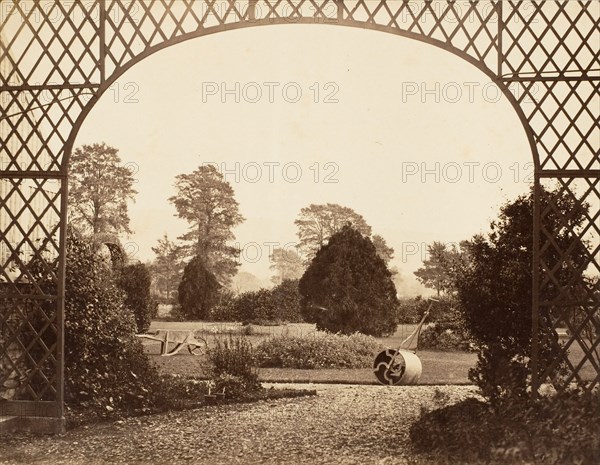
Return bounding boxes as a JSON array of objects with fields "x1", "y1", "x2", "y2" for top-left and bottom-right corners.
[
  {"x1": 178, "y1": 256, "x2": 221, "y2": 320},
  {"x1": 299, "y1": 224, "x2": 399, "y2": 337}
]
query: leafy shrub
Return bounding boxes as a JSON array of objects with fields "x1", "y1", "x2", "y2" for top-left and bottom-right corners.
[
  {"x1": 410, "y1": 389, "x2": 600, "y2": 465},
  {"x1": 270, "y1": 279, "x2": 303, "y2": 322},
  {"x1": 209, "y1": 282, "x2": 302, "y2": 324},
  {"x1": 208, "y1": 303, "x2": 230, "y2": 321},
  {"x1": 25, "y1": 231, "x2": 212, "y2": 424},
  {"x1": 494, "y1": 389, "x2": 600, "y2": 465},
  {"x1": 178, "y1": 256, "x2": 221, "y2": 320},
  {"x1": 420, "y1": 322, "x2": 474, "y2": 351},
  {"x1": 35, "y1": 231, "x2": 196, "y2": 421},
  {"x1": 209, "y1": 289, "x2": 237, "y2": 321},
  {"x1": 396, "y1": 296, "x2": 429, "y2": 324},
  {"x1": 255, "y1": 331, "x2": 383, "y2": 369},
  {"x1": 140, "y1": 374, "x2": 209, "y2": 413},
  {"x1": 428, "y1": 295, "x2": 464, "y2": 324},
  {"x1": 299, "y1": 225, "x2": 399, "y2": 336},
  {"x1": 117, "y1": 263, "x2": 156, "y2": 333},
  {"x1": 212, "y1": 373, "x2": 256, "y2": 399},
  {"x1": 205, "y1": 335, "x2": 261, "y2": 396},
  {"x1": 232, "y1": 289, "x2": 276, "y2": 323},
  {"x1": 411, "y1": 397, "x2": 501, "y2": 464},
  {"x1": 455, "y1": 186, "x2": 589, "y2": 404}
]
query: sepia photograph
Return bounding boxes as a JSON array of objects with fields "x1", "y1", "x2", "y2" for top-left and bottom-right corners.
[{"x1": 0, "y1": 1, "x2": 599, "y2": 464}]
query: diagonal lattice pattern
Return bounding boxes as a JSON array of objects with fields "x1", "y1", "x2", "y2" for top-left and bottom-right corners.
[
  {"x1": 0, "y1": 175, "x2": 61, "y2": 402},
  {"x1": 502, "y1": 1, "x2": 600, "y2": 79},
  {"x1": 538, "y1": 178, "x2": 600, "y2": 391},
  {"x1": 0, "y1": 0, "x2": 598, "y2": 423},
  {"x1": 0, "y1": 88, "x2": 92, "y2": 172},
  {"x1": 100, "y1": 0, "x2": 502, "y2": 76},
  {"x1": 0, "y1": 1, "x2": 100, "y2": 86},
  {"x1": 0, "y1": 294, "x2": 58, "y2": 402},
  {"x1": 508, "y1": 75, "x2": 600, "y2": 172},
  {"x1": 0, "y1": 178, "x2": 62, "y2": 293}
]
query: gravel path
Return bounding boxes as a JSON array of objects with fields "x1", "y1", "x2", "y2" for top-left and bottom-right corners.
[{"x1": 0, "y1": 384, "x2": 479, "y2": 465}]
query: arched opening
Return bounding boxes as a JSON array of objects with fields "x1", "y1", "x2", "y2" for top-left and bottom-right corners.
[
  {"x1": 71, "y1": 25, "x2": 535, "y2": 298},
  {"x1": 0, "y1": 1, "x2": 597, "y2": 437}
]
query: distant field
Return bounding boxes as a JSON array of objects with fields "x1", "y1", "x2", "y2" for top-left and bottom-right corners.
[{"x1": 144, "y1": 321, "x2": 597, "y2": 384}]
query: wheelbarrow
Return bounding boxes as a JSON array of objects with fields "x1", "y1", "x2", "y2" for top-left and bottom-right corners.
[{"x1": 137, "y1": 329, "x2": 208, "y2": 356}]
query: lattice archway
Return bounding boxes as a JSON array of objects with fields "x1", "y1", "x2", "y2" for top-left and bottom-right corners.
[{"x1": 0, "y1": 1, "x2": 598, "y2": 432}]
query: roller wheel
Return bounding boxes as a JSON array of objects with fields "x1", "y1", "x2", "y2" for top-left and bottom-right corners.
[{"x1": 373, "y1": 349, "x2": 406, "y2": 385}]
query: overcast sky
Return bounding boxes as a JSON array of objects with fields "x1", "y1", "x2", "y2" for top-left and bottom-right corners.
[{"x1": 73, "y1": 25, "x2": 534, "y2": 294}]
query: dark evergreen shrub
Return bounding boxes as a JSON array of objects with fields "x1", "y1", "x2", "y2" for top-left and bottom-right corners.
[
  {"x1": 299, "y1": 224, "x2": 398, "y2": 336},
  {"x1": 231, "y1": 289, "x2": 276, "y2": 323},
  {"x1": 60, "y1": 233, "x2": 177, "y2": 418},
  {"x1": 117, "y1": 262, "x2": 155, "y2": 333},
  {"x1": 178, "y1": 256, "x2": 221, "y2": 320},
  {"x1": 455, "y1": 186, "x2": 589, "y2": 404},
  {"x1": 270, "y1": 279, "x2": 303, "y2": 322}
]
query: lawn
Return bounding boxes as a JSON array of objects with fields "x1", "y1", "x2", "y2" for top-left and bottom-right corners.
[
  {"x1": 144, "y1": 320, "x2": 597, "y2": 385},
  {"x1": 144, "y1": 321, "x2": 477, "y2": 384}
]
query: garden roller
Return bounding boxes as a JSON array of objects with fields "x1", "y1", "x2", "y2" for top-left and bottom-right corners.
[{"x1": 373, "y1": 298, "x2": 438, "y2": 386}]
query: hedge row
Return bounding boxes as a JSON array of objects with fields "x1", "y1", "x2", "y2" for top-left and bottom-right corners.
[{"x1": 255, "y1": 331, "x2": 383, "y2": 369}]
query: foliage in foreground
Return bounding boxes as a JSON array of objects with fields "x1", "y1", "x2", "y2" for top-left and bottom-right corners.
[
  {"x1": 455, "y1": 186, "x2": 590, "y2": 404},
  {"x1": 410, "y1": 389, "x2": 600, "y2": 465},
  {"x1": 22, "y1": 233, "x2": 312, "y2": 426},
  {"x1": 299, "y1": 224, "x2": 398, "y2": 337},
  {"x1": 255, "y1": 331, "x2": 383, "y2": 369},
  {"x1": 37, "y1": 232, "x2": 203, "y2": 422}
]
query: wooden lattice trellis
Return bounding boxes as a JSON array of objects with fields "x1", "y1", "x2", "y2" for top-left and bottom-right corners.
[{"x1": 0, "y1": 1, "x2": 598, "y2": 432}]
